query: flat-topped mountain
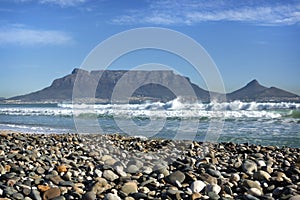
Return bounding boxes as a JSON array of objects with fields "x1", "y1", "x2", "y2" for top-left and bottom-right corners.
[
  {"x1": 227, "y1": 79, "x2": 299, "y2": 102},
  {"x1": 5, "y1": 69, "x2": 300, "y2": 103},
  {"x1": 8, "y1": 69, "x2": 210, "y2": 103}
]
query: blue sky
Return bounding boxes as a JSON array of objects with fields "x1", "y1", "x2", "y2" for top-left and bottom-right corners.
[{"x1": 0, "y1": 0, "x2": 299, "y2": 98}]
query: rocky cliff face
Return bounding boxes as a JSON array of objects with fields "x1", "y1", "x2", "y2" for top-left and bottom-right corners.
[
  {"x1": 9, "y1": 69, "x2": 209, "y2": 102},
  {"x1": 8, "y1": 70, "x2": 300, "y2": 103}
]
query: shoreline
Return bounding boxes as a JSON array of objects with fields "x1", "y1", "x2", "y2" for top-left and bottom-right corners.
[{"x1": 0, "y1": 131, "x2": 299, "y2": 199}]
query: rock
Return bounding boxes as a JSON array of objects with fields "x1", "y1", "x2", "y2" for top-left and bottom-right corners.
[
  {"x1": 208, "y1": 191, "x2": 220, "y2": 200},
  {"x1": 167, "y1": 171, "x2": 186, "y2": 185},
  {"x1": 43, "y1": 188, "x2": 61, "y2": 200},
  {"x1": 103, "y1": 170, "x2": 119, "y2": 182},
  {"x1": 121, "y1": 182, "x2": 138, "y2": 195},
  {"x1": 206, "y1": 184, "x2": 221, "y2": 194},
  {"x1": 92, "y1": 178, "x2": 110, "y2": 194},
  {"x1": 200, "y1": 173, "x2": 217, "y2": 185},
  {"x1": 289, "y1": 195, "x2": 300, "y2": 200},
  {"x1": 31, "y1": 189, "x2": 42, "y2": 200},
  {"x1": 37, "y1": 185, "x2": 50, "y2": 192},
  {"x1": 36, "y1": 167, "x2": 45, "y2": 175},
  {"x1": 230, "y1": 173, "x2": 240, "y2": 182},
  {"x1": 49, "y1": 175, "x2": 64, "y2": 185},
  {"x1": 253, "y1": 170, "x2": 271, "y2": 181},
  {"x1": 126, "y1": 165, "x2": 139, "y2": 174},
  {"x1": 257, "y1": 160, "x2": 266, "y2": 167},
  {"x1": 243, "y1": 160, "x2": 257, "y2": 174},
  {"x1": 101, "y1": 155, "x2": 113, "y2": 162},
  {"x1": 243, "y1": 180, "x2": 262, "y2": 190},
  {"x1": 248, "y1": 187, "x2": 263, "y2": 196},
  {"x1": 105, "y1": 193, "x2": 122, "y2": 200},
  {"x1": 104, "y1": 158, "x2": 117, "y2": 166},
  {"x1": 94, "y1": 169, "x2": 102, "y2": 177},
  {"x1": 190, "y1": 180, "x2": 206, "y2": 193},
  {"x1": 244, "y1": 194, "x2": 260, "y2": 200},
  {"x1": 57, "y1": 165, "x2": 68, "y2": 173},
  {"x1": 82, "y1": 191, "x2": 96, "y2": 200},
  {"x1": 12, "y1": 193, "x2": 24, "y2": 200},
  {"x1": 207, "y1": 168, "x2": 222, "y2": 178},
  {"x1": 59, "y1": 181, "x2": 74, "y2": 187}
]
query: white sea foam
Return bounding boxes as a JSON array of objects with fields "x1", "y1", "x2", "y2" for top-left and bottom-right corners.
[{"x1": 1, "y1": 99, "x2": 299, "y2": 119}]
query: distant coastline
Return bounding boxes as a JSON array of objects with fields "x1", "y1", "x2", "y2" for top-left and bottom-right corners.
[{"x1": 2, "y1": 69, "x2": 300, "y2": 104}]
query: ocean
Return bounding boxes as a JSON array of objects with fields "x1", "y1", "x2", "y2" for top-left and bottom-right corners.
[{"x1": 0, "y1": 98, "x2": 300, "y2": 147}]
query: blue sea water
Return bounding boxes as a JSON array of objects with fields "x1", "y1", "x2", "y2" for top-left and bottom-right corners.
[{"x1": 0, "y1": 99, "x2": 300, "y2": 147}]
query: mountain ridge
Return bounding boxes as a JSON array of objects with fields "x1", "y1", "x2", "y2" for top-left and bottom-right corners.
[{"x1": 4, "y1": 69, "x2": 300, "y2": 103}]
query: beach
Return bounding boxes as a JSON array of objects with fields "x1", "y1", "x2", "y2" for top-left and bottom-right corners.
[{"x1": 0, "y1": 131, "x2": 299, "y2": 200}]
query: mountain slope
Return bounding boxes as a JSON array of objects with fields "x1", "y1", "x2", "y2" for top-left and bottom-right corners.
[
  {"x1": 227, "y1": 79, "x2": 299, "y2": 102},
  {"x1": 9, "y1": 69, "x2": 210, "y2": 102}
]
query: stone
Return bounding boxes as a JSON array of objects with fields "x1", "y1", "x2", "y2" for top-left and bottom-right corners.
[
  {"x1": 57, "y1": 165, "x2": 68, "y2": 173},
  {"x1": 121, "y1": 182, "x2": 138, "y2": 195},
  {"x1": 31, "y1": 189, "x2": 42, "y2": 200},
  {"x1": 49, "y1": 175, "x2": 64, "y2": 185},
  {"x1": 243, "y1": 180, "x2": 262, "y2": 190},
  {"x1": 103, "y1": 170, "x2": 119, "y2": 182},
  {"x1": 190, "y1": 180, "x2": 206, "y2": 193},
  {"x1": 208, "y1": 191, "x2": 220, "y2": 200},
  {"x1": 207, "y1": 168, "x2": 222, "y2": 178},
  {"x1": 243, "y1": 160, "x2": 257, "y2": 174},
  {"x1": 206, "y1": 184, "x2": 221, "y2": 194},
  {"x1": 36, "y1": 167, "x2": 45, "y2": 175},
  {"x1": 126, "y1": 165, "x2": 139, "y2": 174},
  {"x1": 92, "y1": 178, "x2": 110, "y2": 194},
  {"x1": 253, "y1": 170, "x2": 271, "y2": 181},
  {"x1": 230, "y1": 173, "x2": 240, "y2": 182},
  {"x1": 167, "y1": 171, "x2": 186, "y2": 185},
  {"x1": 38, "y1": 185, "x2": 50, "y2": 192},
  {"x1": 200, "y1": 173, "x2": 217, "y2": 185},
  {"x1": 43, "y1": 188, "x2": 61, "y2": 200},
  {"x1": 104, "y1": 158, "x2": 117, "y2": 166},
  {"x1": 289, "y1": 195, "x2": 300, "y2": 200},
  {"x1": 94, "y1": 169, "x2": 102, "y2": 177},
  {"x1": 101, "y1": 155, "x2": 113, "y2": 162},
  {"x1": 82, "y1": 191, "x2": 96, "y2": 200},
  {"x1": 105, "y1": 193, "x2": 122, "y2": 200},
  {"x1": 12, "y1": 193, "x2": 24, "y2": 200},
  {"x1": 248, "y1": 188, "x2": 263, "y2": 196}
]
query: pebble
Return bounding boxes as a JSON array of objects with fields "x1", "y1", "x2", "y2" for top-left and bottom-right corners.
[
  {"x1": 103, "y1": 170, "x2": 119, "y2": 182},
  {"x1": 0, "y1": 132, "x2": 299, "y2": 200},
  {"x1": 43, "y1": 187, "x2": 61, "y2": 200},
  {"x1": 248, "y1": 187, "x2": 263, "y2": 196},
  {"x1": 105, "y1": 193, "x2": 121, "y2": 200},
  {"x1": 190, "y1": 180, "x2": 206, "y2": 193},
  {"x1": 243, "y1": 160, "x2": 258, "y2": 174},
  {"x1": 82, "y1": 191, "x2": 96, "y2": 200},
  {"x1": 206, "y1": 184, "x2": 221, "y2": 195},
  {"x1": 167, "y1": 171, "x2": 186, "y2": 185},
  {"x1": 121, "y1": 182, "x2": 138, "y2": 195}
]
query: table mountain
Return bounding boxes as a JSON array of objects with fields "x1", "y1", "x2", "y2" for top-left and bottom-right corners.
[
  {"x1": 9, "y1": 69, "x2": 210, "y2": 103},
  {"x1": 7, "y1": 69, "x2": 300, "y2": 103}
]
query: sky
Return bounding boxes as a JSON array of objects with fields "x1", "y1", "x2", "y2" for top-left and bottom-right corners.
[{"x1": 0, "y1": 0, "x2": 299, "y2": 98}]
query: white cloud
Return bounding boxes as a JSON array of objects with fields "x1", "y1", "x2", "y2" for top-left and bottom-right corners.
[
  {"x1": 13, "y1": 0, "x2": 88, "y2": 7},
  {"x1": 0, "y1": 26, "x2": 73, "y2": 46},
  {"x1": 112, "y1": 0, "x2": 300, "y2": 26},
  {"x1": 39, "y1": 0, "x2": 87, "y2": 7}
]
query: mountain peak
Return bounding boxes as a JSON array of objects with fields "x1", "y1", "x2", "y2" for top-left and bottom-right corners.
[{"x1": 247, "y1": 79, "x2": 260, "y2": 86}]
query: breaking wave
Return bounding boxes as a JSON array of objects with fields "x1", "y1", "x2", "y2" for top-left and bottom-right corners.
[{"x1": 0, "y1": 99, "x2": 299, "y2": 119}]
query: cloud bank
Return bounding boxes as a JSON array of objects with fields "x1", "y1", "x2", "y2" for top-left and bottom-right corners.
[
  {"x1": 112, "y1": 0, "x2": 300, "y2": 26},
  {"x1": 0, "y1": 26, "x2": 73, "y2": 46}
]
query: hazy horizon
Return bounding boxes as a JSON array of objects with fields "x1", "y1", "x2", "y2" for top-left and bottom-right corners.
[{"x1": 0, "y1": 0, "x2": 299, "y2": 98}]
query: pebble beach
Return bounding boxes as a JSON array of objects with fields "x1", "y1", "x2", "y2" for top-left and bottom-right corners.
[{"x1": 0, "y1": 131, "x2": 300, "y2": 200}]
